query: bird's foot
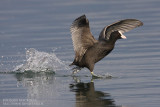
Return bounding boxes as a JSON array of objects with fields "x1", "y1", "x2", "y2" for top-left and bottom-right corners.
[
  {"x1": 91, "y1": 72, "x2": 102, "y2": 79},
  {"x1": 72, "y1": 67, "x2": 81, "y2": 75},
  {"x1": 91, "y1": 72, "x2": 112, "y2": 79}
]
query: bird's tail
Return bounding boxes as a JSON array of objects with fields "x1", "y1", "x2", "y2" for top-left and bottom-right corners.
[{"x1": 69, "y1": 62, "x2": 75, "y2": 66}]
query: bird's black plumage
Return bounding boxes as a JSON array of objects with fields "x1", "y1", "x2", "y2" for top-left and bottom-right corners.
[{"x1": 70, "y1": 15, "x2": 143, "y2": 77}]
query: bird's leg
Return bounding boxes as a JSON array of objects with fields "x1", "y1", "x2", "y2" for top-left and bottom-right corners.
[
  {"x1": 89, "y1": 65, "x2": 101, "y2": 78},
  {"x1": 91, "y1": 72, "x2": 102, "y2": 78},
  {"x1": 72, "y1": 66, "x2": 81, "y2": 75}
]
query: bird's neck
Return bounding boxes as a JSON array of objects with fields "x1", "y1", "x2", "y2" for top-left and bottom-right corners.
[{"x1": 107, "y1": 35, "x2": 119, "y2": 45}]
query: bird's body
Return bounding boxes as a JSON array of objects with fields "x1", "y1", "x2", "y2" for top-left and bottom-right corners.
[
  {"x1": 70, "y1": 15, "x2": 143, "y2": 77},
  {"x1": 72, "y1": 40, "x2": 114, "y2": 71}
]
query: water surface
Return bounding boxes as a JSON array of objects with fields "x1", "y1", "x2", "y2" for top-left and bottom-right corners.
[{"x1": 0, "y1": 0, "x2": 160, "y2": 107}]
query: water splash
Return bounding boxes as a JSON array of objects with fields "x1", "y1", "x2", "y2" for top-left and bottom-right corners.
[{"x1": 14, "y1": 48, "x2": 70, "y2": 72}]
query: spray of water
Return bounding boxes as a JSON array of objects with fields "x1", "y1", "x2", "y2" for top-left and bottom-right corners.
[{"x1": 14, "y1": 48, "x2": 70, "y2": 72}]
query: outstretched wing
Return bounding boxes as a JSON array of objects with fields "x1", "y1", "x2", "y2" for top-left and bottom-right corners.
[
  {"x1": 99, "y1": 19, "x2": 143, "y2": 40},
  {"x1": 70, "y1": 15, "x2": 97, "y2": 63}
]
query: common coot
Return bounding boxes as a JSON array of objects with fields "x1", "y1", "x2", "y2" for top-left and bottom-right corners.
[{"x1": 70, "y1": 15, "x2": 143, "y2": 77}]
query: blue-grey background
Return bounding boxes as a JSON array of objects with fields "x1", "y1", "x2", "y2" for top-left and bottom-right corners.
[{"x1": 0, "y1": 0, "x2": 160, "y2": 107}]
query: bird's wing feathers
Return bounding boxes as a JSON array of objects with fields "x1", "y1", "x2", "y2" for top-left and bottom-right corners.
[
  {"x1": 70, "y1": 15, "x2": 97, "y2": 62},
  {"x1": 99, "y1": 19, "x2": 143, "y2": 40}
]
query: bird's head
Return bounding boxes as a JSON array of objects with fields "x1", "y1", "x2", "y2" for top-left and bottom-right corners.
[
  {"x1": 118, "y1": 31, "x2": 127, "y2": 39},
  {"x1": 109, "y1": 31, "x2": 127, "y2": 42}
]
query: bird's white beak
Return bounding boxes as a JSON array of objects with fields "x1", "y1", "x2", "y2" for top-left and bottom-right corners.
[
  {"x1": 121, "y1": 34, "x2": 127, "y2": 39},
  {"x1": 118, "y1": 31, "x2": 127, "y2": 39}
]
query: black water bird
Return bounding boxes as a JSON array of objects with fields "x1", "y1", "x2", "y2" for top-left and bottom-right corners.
[{"x1": 70, "y1": 15, "x2": 143, "y2": 77}]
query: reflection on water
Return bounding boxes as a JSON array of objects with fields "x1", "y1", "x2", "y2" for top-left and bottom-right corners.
[
  {"x1": 15, "y1": 71, "x2": 55, "y2": 84},
  {"x1": 14, "y1": 71, "x2": 56, "y2": 106},
  {"x1": 70, "y1": 77, "x2": 120, "y2": 107},
  {"x1": 14, "y1": 72, "x2": 121, "y2": 107}
]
